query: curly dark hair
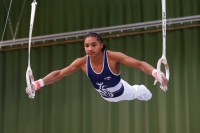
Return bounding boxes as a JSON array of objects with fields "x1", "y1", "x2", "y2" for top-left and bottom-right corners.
[{"x1": 84, "y1": 32, "x2": 107, "y2": 52}]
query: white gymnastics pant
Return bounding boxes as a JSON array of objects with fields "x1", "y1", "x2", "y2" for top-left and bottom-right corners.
[{"x1": 102, "y1": 79, "x2": 152, "y2": 102}]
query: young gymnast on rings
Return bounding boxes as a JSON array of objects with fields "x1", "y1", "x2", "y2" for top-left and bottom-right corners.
[{"x1": 26, "y1": 32, "x2": 168, "y2": 102}]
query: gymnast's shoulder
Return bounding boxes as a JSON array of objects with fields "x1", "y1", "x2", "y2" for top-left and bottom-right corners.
[
  {"x1": 107, "y1": 50, "x2": 128, "y2": 60},
  {"x1": 72, "y1": 56, "x2": 87, "y2": 65}
]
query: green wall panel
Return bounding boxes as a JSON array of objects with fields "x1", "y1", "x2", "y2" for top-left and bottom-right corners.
[{"x1": 0, "y1": 0, "x2": 200, "y2": 133}]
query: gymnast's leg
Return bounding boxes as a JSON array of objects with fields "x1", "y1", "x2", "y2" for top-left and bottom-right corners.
[{"x1": 132, "y1": 85, "x2": 152, "y2": 101}]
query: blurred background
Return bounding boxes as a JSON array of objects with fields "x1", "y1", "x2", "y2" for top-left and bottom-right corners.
[{"x1": 0, "y1": 0, "x2": 200, "y2": 133}]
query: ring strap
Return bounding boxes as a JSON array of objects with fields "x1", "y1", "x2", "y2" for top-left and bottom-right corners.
[
  {"x1": 26, "y1": 1, "x2": 37, "y2": 98},
  {"x1": 155, "y1": 0, "x2": 170, "y2": 91}
]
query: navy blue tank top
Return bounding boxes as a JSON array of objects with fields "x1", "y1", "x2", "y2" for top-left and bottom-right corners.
[{"x1": 86, "y1": 50, "x2": 124, "y2": 98}]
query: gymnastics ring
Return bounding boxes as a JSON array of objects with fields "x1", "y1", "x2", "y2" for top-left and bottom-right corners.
[
  {"x1": 156, "y1": 56, "x2": 169, "y2": 91},
  {"x1": 26, "y1": 0, "x2": 37, "y2": 98},
  {"x1": 155, "y1": 0, "x2": 170, "y2": 91}
]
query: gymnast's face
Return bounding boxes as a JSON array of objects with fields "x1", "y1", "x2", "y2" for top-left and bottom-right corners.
[{"x1": 84, "y1": 37, "x2": 103, "y2": 57}]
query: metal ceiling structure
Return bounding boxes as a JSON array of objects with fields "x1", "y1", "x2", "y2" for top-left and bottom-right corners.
[{"x1": 0, "y1": 15, "x2": 200, "y2": 49}]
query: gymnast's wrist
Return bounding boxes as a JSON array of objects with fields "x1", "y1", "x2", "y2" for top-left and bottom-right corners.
[
  {"x1": 152, "y1": 69, "x2": 165, "y2": 79},
  {"x1": 34, "y1": 79, "x2": 44, "y2": 90},
  {"x1": 152, "y1": 69, "x2": 157, "y2": 78}
]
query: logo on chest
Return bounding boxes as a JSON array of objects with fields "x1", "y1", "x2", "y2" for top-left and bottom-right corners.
[
  {"x1": 104, "y1": 76, "x2": 112, "y2": 80},
  {"x1": 96, "y1": 82, "x2": 114, "y2": 98}
]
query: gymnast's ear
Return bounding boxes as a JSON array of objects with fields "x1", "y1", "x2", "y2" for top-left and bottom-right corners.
[{"x1": 101, "y1": 44, "x2": 106, "y2": 52}]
